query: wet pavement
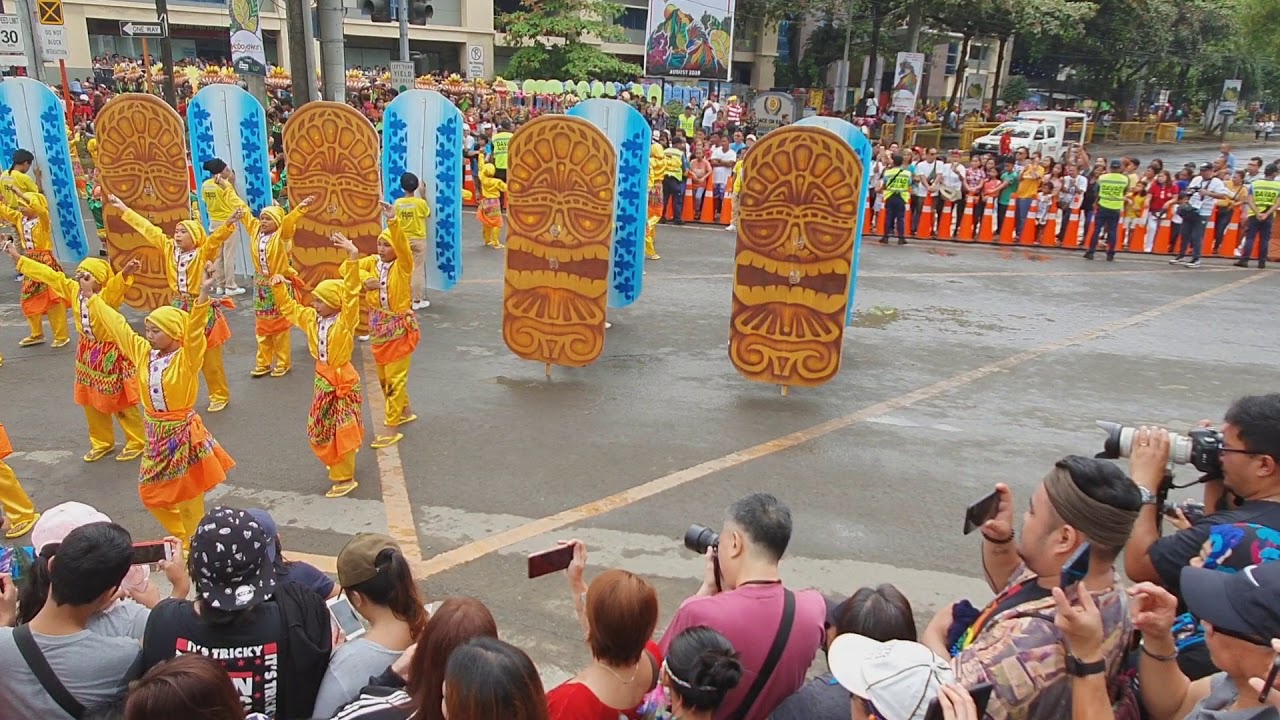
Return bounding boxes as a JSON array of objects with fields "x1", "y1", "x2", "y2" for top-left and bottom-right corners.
[{"x1": 3, "y1": 140, "x2": 1278, "y2": 685}]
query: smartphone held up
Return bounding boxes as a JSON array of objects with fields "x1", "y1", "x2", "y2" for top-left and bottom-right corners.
[
  {"x1": 131, "y1": 539, "x2": 178, "y2": 566},
  {"x1": 527, "y1": 544, "x2": 575, "y2": 579}
]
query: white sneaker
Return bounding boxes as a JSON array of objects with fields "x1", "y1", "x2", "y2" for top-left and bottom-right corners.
[
  {"x1": 225, "y1": 287, "x2": 246, "y2": 296},
  {"x1": 412, "y1": 299, "x2": 430, "y2": 310},
  {"x1": 1184, "y1": 260, "x2": 1202, "y2": 268},
  {"x1": 1169, "y1": 257, "x2": 1184, "y2": 264},
  {"x1": 724, "y1": 224, "x2": 735, "y2": 232},
  {"x1": 357, "y1": 335, "x2": 370, "y2": 342},
  {"x1": 1235, "y1": 247, "x2": 1243, "y2": 257},
  {"x1": 211, "y1": 287, "x2": 224, "y2": 295},
  {"x1": 605, "y1": 321, "x2": 613, "y2": 329}
]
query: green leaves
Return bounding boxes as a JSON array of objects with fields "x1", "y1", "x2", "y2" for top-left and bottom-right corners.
[{"x1": 497, "y1": 0, "x2": 643, "y2": 81}]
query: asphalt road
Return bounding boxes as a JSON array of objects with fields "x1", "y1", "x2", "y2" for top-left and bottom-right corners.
[{"x1": 3, "y1": 139, "x2": 1277, "y2": 686}]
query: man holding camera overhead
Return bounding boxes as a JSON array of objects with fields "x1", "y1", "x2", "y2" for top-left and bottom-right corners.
[
  {"x1": 1124, "y1": 395, "x2": 1280, "y2": 600},
  {"x1": 660, "y1": 493, "x2": 825, "y2": 720}
]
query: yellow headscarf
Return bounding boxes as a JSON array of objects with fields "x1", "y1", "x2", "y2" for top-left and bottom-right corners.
[
  {"x1": 312, "y1": 279, "x2": 343, "y2": 311},
  {"x1": 145, "y1": 306, "x2": 187, "y2": 340},
  {"x1": 260, "y1": 206, "x2": 286, "y2": 230},
  {"x1": 480, "y1": 163, "x2": 495, "y2": 179},
  {"x1": 77, "y1": 258, "x2": 112, "y2": 285},
  {"x1": 178, "y1": 220, "x2": 207, "y2": 248}
]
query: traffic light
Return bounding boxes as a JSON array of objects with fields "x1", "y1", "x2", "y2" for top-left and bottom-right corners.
[
  {"x1": 409, "y1": 0, "x2": 433, "y2": 24},
  {"x1": 362, "y1": 0, "x2": 391, "y2": 22}
]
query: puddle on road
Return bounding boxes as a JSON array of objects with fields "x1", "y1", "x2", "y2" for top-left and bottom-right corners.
[
  {"x1": 927, "y1": 248, "x2": 957, "y2": 257},
  {"x1": 853, "y1": 306, "x2": 902, "y2": 328}
]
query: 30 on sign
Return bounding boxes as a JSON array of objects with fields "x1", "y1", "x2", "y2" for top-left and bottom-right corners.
[{"x1": 0, "y1": 16, "x2": 23, "y2": 53}]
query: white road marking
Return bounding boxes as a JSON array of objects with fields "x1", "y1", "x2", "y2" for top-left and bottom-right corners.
[
  {"x1": 8, "y1": 450, "x2": 74, "y2": 465},
  {"x1": 207, "y1": 484, "x2": 389, "y2": 535}
]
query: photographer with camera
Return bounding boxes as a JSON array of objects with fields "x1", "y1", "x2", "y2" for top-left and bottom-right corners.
[
  {"x1": 919, "y1": 456, "x2": 1142, "y2": 720},
  {"x1": 662, "y1": 493, "x2": 826, "y2": 720},
  {"x1": 1123, "y1": 395, "x2": 1280, "y2": 600}
]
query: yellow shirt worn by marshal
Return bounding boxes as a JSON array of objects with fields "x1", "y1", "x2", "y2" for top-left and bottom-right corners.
[
  {"x1": 2, "y1": 170, "x2": 38, "y2": 209},
  {"x1": 199, "y1": 178, "x2": 241, "y2": 224},
  {"x1": 393, "y1": 196, "x2": 430, "y2": 241}
]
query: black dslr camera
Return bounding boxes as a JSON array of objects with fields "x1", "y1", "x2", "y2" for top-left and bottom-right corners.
[
  {"x1": 684, "y1": 524, "x2": 720, "y2": 555},
  {"x1": 1095, "y1": 421, "x2": 1225, "y2": 476}
]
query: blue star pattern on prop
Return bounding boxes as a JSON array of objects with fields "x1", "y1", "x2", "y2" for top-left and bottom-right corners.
[
  {"x1": 38, "y1": 103, "x2": 89, "y2": 260},
  {"x1": 432, "y1": 114, "x2": 461, "y2": 285},
  {"x1": 189, "y1": 102, "x2": 217, "y2": 228},
  {"x1": 239, "y1": 115, "x2": 270, "y2": 214}
]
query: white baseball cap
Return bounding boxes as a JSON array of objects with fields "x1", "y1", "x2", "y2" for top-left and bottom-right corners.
[{"x1": 828, "y1": 634, "x2": 954, "y2": 720}]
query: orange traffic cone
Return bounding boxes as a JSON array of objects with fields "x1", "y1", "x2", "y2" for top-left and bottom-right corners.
[
  {"x1": 1128, "y1": 213, "x2": 1148, "y2": 253},
  {"x1": 1061, "y1": 197, "x2": 1082, "y2": 248},
  {"x1": 979, "y1": 201, "x2": 997, "y2": 242},
  {"x1": 1218, "y1": 206, "x2": 1242, "y2": 257},
  {"x1": 957, "y1": 195, "x2": 976, "y2": 242},
  {"x1": 1039, "y1": 200, "x2": 1058, "y2": 246},
  {"x1": 938, "y1": 199, "x2": 955, "y2": 240},
  {"x1": 1019, "y1": 199, "x2": 1038, "y2": 245},
  {"x1": 998, "y1": 202, "x2": 1017, "y2": 243},
  {"x1": 916, "y1": 198, "x2": 934, "y2": 238}
]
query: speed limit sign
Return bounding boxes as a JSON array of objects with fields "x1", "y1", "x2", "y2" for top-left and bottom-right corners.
[{"x1": 0, "y1": 16, "x2": 25, "y2": 56}]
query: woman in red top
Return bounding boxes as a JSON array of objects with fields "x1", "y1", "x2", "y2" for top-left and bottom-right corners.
[
  {"x1": 1147, "y1": 170, "x2": 1178, "y2": 248},
  {"x1": 546, "y1": 541, "x2": 664, "y2": 720}
]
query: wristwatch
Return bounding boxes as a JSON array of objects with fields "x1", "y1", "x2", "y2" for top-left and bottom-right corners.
[
  {"x1": 1138, "y1": 486, "x2": 1158, "y2": 506},
  {"x1": 1065, "y1": 654, "x2": 1107, "y2": 677}
]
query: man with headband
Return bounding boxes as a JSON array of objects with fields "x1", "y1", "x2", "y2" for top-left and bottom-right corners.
[{"x1": 919, "y1": 455, "x2": 1142, "y2": 720}]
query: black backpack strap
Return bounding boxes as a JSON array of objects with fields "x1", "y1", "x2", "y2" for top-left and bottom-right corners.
[
  {"x1": 13, "y1": 624, "x2": 86, "y2": 719},
  {"x1": 729, "y1": 589, "x2": 795, "y2": 720}
]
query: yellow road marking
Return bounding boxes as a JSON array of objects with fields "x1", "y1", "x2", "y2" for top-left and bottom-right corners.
[
  {"x1": 414, "y1": 272, "x2": 1267, "y2": 578},
  {"x1": 361, "y1": 348, "x2": 424, "y2": 565}
]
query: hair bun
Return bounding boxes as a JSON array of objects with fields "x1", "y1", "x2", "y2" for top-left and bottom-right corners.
[{"x1": 700, "y1": 649, "x2": 743, "y2": 692}]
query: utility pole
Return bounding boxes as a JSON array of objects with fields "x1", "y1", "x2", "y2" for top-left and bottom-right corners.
[
  {"x1": 155, "y1": 0, "x2": 177, "y2": 106},
  {"x1": 317, "y1": 0, "x2": 345, "y2": 102},
  {"x1": 397, "y1": 0, "x2": 408, "y2": 62},
  {"x1": 13, "y1": 0, "x2": 41, "y2": 82},
  {"x1": 893, "y1": 0, "x2": 922, "y2": 143},
  {"x1": 285, "y1": 0, "x2": 312, "y2": 104},
  {"x1": 834, "y1": 0, "x2": 852, "y2": 112}
]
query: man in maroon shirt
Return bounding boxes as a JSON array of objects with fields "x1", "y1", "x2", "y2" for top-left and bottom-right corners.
[{"x1": 659, "y1": 493, "x2": 825, "y2": 720}]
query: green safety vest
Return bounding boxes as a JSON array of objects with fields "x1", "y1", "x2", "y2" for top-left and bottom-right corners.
[
  {"x1": 1096, "y1": 172, "x2": 1129, "y2": 211},
  {"x1": 883, "y1": 168, "x2": 911, "y2": 200},
  {"x1": 1251, "y1": 178, "x2": 1280, "y2": 217},
  {"x1": 491, "y1": 132, "x2": 513, "y2": 169},
  {"x1": 679, "y1": 114, "x2": 696, "y2": 136}
]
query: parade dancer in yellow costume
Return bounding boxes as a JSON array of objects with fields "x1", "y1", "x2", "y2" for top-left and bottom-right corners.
[
  {"x1": 0, "y1": 422, "x2": 39, "y2": 538},
  {"x1": 4, "y1": 242, "x2": 146, "y2": 462},
  {"x1": 476, "y1": 163, "x2": 507, "y2": 249},
  {"x1": 83, "y1": 262, "x2": 235, "y2": 549},
  {"x1": 270, "y1": 235, "x2": 364, "y2": 498},
  {"x1": 360, "y1": 202, "x2": 419, "y2": 449},
  {"x1": 1, "y1": 192, "x2": 69, "y2": 348},
  {"x1": 646, "y1": 140, "x2": 664, "y2": 260},
  {"x1": 107, "y1": 194, "x2": 241, "y2": 413},
  {"x1": 235, "y1": 197, "x2": 315, "y2": 378}
]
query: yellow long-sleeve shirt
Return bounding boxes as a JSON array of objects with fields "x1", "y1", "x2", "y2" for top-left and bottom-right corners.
[
  {"x1": 393, "y1": 196, "x2": 430, "y2": 241},
  {"x1": 732, "y1": 159, "x2": 744, "y2": 194},
  {"x1": 2, "y1": 170, "x2": 38, "y2": 209},
  {"x1": 274, "y1": 259, "x2": 361, "y2": 367},
  {"x1": 88, "y1": 293, "x2": 209, "y2": 414},
  {"x1": 358, "y1": 218, "x2": 412, "y2": 313},
  {"x1": 0, "y1": 200, "x2": 51, "y2": 253},
  {"x1": 480, "y1": 175, "x2": 507, "y2": 200},
  {"x1": 199, "y1": 178, "x2": 242, "y2": 224},
  {"x1": 121, "y1": 209, "x2": 236, "y2": 296},
  {"x1": 240, "y1": 204, "x2": 306, "y2": 278},
  {"x1": 15, "y1": 256, "x2": 131, "y2": 338}
]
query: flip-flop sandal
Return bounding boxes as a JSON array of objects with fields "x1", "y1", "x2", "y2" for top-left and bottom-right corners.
[
  {"x1": 18, "y1": 336, "x2": 44, "y2": 347},
  {"x1": 51, "y1": 338, "x2": 70, "y2": 348},
  {"x1": 4, "y1": 513, "x2": 39, "y2": 539},
  {"x1": 82, "y1": 446, "x2": 116, "y2": 462},
  {"x1": 389, "y1": 414, "x2": 417, "y2": 427},
  {"x1": 370, "y1": 433, "x2": 403, "y2": 449},
  {"x1": 270, "y1": 367, "x2": 291, "y2": 377},
  {"x1": 325, "y1": 480, "x2": 359, "y2": 498},
  {"x1": 115, "y1": 448, "x2": 143, "y2": 462},
  {"x1": 250, "y1": 367, "x2": 270, "y2": 378}
]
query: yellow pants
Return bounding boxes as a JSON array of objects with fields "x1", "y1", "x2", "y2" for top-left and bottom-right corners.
[
  {"x1": 85, "y1": 405, "x2": 145, "y2": 454},
  {"x1": 377, "y1": 355, "x2": 412, "y2": 427},
  {"x1": 26, "y1": 309, "x2": 69, "y2": 344},
  {"x1": 203, "y1": 345, "x2": 230, "y2": 404},
  {"x1": 254, "y1": 331, "x2": 291, "y2": 372},
  {"x1": 328, "y1": 450, "x2": 356, "y2": 483},
  {"x1": 482, "y1": 226, "x2": 502, "y2": 247},
  {"x1": 148, "y1": 494, "x2": 205, "y2": 553},
  {"x1": 646, "y1": 213, "x2": 659, "y2": 257},
  {"x1": 0, "y1": 460, "x2": 37, "y2": 529}
]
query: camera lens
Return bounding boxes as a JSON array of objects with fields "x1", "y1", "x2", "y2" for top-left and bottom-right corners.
[{"x1": 684, "y1": 524, "x2": 720, "y2": 555}]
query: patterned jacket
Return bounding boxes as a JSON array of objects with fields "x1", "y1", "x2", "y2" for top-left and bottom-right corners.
[{"x1": 951, "y1": 565, "x2": 1133, "y2": 720}]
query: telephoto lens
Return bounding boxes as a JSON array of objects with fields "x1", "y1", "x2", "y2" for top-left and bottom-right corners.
[{"x1": 684, "y1": 524, "x2": 720, "y2": 555}]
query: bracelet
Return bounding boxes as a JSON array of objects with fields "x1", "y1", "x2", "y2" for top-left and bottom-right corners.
[
  {"x1": 983, "y1": 532, "x2": 1014, "y2": 545},
  {"x1": 1139, "y1": 639, "x2": 1178, "y2": 662}
]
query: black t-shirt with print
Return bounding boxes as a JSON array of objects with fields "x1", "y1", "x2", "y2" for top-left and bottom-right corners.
[
  {"x1": 141, "y1": 599, "x2": 290, "y2": 718},
  {"x1": 1149, "y1": 500, "x2": 1280, "y2": 598}
]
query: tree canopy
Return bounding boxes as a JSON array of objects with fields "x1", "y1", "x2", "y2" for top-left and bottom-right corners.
[{"x1": 497, "y1": 0, "x2": 643, "y2": 82}]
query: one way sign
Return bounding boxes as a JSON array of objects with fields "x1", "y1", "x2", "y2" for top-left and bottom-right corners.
[{"x1": 119, "y1": 21, "x2": 166, "y2": 38}]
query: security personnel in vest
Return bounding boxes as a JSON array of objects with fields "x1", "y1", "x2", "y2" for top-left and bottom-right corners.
[
  {"x1": 1085, "y1": 158, "x2": 1130, "y2": 261},
  {"x1": 490, "y1": 121, "x2": 514, "y2": 181},
  {"x1": 1237, "y1": 162, "x2": 1279, "y2": 269},
  {"x1": 879, "y1": 153, "x2": 912, "y2": 245},
  {"x1": 662, "y1": 137, "x2": 688, "y2": 225}
]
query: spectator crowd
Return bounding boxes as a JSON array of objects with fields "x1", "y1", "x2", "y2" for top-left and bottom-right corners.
[{"x1": 3, "y1": 394, "x2": 1280, "y2": 720}]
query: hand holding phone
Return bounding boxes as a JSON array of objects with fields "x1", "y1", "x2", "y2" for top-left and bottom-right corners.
[
  {"x1": 327, "y1": 595, "x2": 367, "y2": 641},
  {"x1": 923, "y1": 683, "x2": 990, "y2": 720},
  {"x1": 527, "y1": 544, "x2": 576, "y2": 579},
  {"x1": 131, "y1": 538, "x2": 179, "y2": 566},
  {"x1": 1059, "y1": 542, "x2": 1091, "y2": 589},
  {"x1": 963, "y1": 490, "x2": 1002, "y2": 535}
]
